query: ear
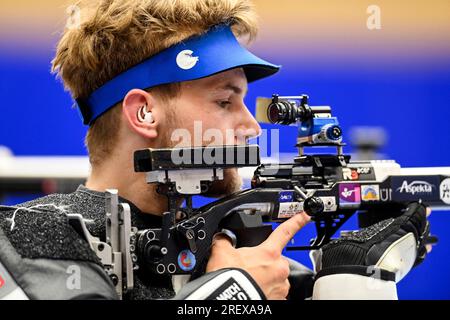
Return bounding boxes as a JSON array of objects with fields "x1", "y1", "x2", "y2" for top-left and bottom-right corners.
[{"x1": 122, "y1": 89, "x2": 159, "y2": 139}]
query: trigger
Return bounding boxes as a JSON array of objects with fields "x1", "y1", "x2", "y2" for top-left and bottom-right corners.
[{"x1": 215, "y1": 229, "x2": 237, "y2": 248}]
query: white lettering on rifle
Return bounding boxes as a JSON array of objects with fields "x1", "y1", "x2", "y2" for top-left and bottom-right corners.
[{"x1": 396, "y1": 180, "x2": 435, "y2": 195}]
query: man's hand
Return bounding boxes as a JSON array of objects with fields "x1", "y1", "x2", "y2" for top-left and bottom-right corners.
[
  {"x1": 311, "y1": 202, "x2": 434, "y2": 299},
  {"x1": 206, "y1": 212, "x2": 310, "y2": 300}
]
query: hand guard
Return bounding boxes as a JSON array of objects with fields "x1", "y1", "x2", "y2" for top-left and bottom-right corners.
[{"x1": 311, "y1": 202, "x2": 432, "y2": 299}]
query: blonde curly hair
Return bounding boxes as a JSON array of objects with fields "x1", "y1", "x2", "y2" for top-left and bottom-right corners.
[{"x1": 52, "y1": 0, "x2": 258, "y2": 166}]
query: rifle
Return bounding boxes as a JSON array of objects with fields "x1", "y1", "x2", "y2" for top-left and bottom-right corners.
[{"x1": 81, "y1": 94, "x2": 450, "y2": 297}]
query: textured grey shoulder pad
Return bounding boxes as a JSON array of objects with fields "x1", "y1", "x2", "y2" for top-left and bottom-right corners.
[
  {"x1": 0, "y1": 227, "x2": 118, "y2": 300},
  {"x1": 173, "y1": 268, "x2": 265, "y2": 300}
]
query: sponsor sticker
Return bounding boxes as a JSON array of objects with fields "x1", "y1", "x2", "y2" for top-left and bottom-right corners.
[
  {"x1": 392, "y1": 176, "x2": 440, "y2": 201},
  {"x1": 356, "y1": 167, "x2": 371, "y2": 174},
  {"x1": 278, "y1": 202, "x2": 303, "y2": 219},
  {"x1": 343, "y1": 167, "x2": 373, "y2": 181},
  {"x1": 342, "y1": 168, "x2": 359, "y2": 181},
  {"x1": 440, "y1": 178, "x2": 450, "y2": 205},
  {"x1": 0, "y1": 274, "x2": 4, "y2": 289},
  {"x1": 361, "y1": 185, "x2": 380, "y2": 201},
  {"x1": 278, "y1": 191, "x2": 294, "y2": 203},
  {"x1": 177, "y1": 249, "x2": 196, "y2": 271},
  {"x1": 339, "y1": 183, "x2": 361, "y2": 208}
]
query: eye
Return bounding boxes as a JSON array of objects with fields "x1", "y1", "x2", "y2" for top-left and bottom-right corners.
[{"x1": 216, "y1": 100, "x2": 232, "y2": 109}]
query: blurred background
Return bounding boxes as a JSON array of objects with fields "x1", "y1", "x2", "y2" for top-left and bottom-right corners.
[{"x1": 1, "y1": 0, "x2": 449, "y2": 298}]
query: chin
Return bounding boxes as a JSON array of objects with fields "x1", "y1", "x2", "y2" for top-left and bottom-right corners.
[{"x1": 203, "y1": 168, "x2": 243, "y2": 198}]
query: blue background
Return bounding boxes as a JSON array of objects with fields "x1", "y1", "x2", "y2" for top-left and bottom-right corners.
[{"x1": 1, "y1": 39, "x2": 449, "y2": 300}]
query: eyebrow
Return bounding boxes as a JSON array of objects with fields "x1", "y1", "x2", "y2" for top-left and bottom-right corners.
[{"x1": 220, "y1": 83, "x2": 248, "y2": 97}]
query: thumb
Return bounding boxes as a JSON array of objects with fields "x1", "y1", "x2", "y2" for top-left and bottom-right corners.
[{"x1": 211, "y1": 232, "x2": 235, "y2": 250}]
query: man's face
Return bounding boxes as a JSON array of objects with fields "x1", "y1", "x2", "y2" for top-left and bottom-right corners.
[{"x1": 159, "y1": 68, "x2": 261, "y2": 197}]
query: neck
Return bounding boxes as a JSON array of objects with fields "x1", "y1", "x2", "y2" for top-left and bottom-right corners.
[{"x1": 85, "y1": 151, "x2": 169, "y2": 216}]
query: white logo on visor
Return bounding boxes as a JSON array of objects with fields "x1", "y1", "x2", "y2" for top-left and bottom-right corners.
[{"x1": 176, "y1": 50, "x2": 199, "y2": 70}]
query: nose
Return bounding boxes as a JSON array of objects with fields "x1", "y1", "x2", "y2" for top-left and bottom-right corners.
[{"x1": 235, "y1": 105, "x2": 262, "y2": 144}]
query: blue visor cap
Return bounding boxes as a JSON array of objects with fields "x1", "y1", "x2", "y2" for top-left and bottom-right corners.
[{"x1": 76, "y1": 24, "x2": 281, "y2": 125}]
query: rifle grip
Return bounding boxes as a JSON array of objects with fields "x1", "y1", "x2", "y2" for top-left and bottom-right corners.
[{"x1": 219, "y1": 211, "x2": 272, "y2": 248}]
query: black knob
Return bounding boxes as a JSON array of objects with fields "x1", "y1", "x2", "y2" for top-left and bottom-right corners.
[
  {"x1": 109, "y1": 274, "x2": 119, "y2": 286},
  {"x1": 303, "y1": 197, "x2": 324, "y2": 217},
  {"x1": 144, "y1": 243, "x2": 163, "y2": 264}
]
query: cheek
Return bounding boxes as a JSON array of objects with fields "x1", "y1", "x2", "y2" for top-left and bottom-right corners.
[
  {"x1": 204, "y1": 111, "x2": 235, "y2": 132},
  {"x1": 172, "y1": 98, "x2": 238, "y2": 144},
  {"x1": 203, "y1": 120, "x2": 237, "y2": 145},
  {"x1": 169, "y1": 102, "x2": 200, "y2": 129},
  {"x1": 192, "y1": 104, "x2": 235, "y2": 130}
]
